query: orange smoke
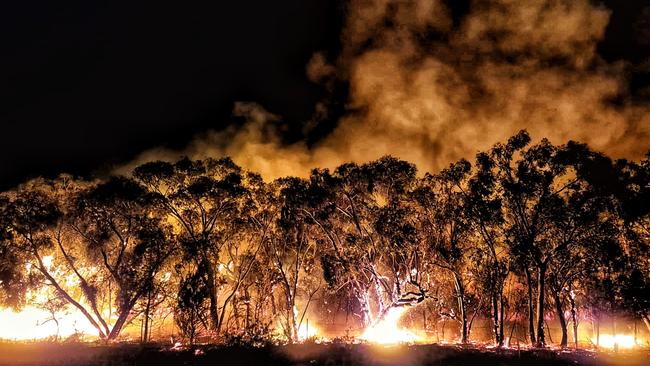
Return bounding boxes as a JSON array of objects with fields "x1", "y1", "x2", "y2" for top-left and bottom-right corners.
[{"x1": 121, "y1": 0, "x2": 649, "y2": 180}]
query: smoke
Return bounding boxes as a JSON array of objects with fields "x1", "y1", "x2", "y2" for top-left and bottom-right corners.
[{"x1": 123, "y1": 0, "x2": 650, "y2": 179}]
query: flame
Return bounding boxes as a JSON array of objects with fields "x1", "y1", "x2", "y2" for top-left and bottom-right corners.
[
  {"x1": 0, "y1": 306, "x2": 98, "y2": 341},
  {"x1": 361, "y1": 307, "x2": 419, "y2": 344},
  {"x1": 297, "y1": 321, "x2": 319, "y2": 341},
  {"x1": 592, "y1": 334, "x2": 637, "y2": 349}
]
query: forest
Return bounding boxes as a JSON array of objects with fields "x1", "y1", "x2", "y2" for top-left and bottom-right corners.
[{"x1": 0, "y1": 130, "x2": 648, "y2": 349}]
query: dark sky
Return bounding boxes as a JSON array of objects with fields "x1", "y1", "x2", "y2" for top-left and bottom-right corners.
[{"x1": 1, "y1": 0, "x2": 648, "y2": 190}]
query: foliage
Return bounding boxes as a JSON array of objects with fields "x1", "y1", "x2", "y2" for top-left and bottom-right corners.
[{"x1": 0, "y1": 132, "x2": 647, "y2": 347}]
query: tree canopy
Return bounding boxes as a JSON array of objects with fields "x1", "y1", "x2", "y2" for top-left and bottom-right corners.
[{"x1": 0, "y1": 131, "x2": 648, "y2": 347}]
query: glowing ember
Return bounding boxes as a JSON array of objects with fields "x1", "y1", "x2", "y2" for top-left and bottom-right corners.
[
  {"x1": 361, "y1": 307, "x2": 419, "y2": 344},
  {"x1": 0, "y1": 306, "x2": 98, "y2": 341},
  {"x1": 592, "y1": 334, "x2": 637, "y2": 349}
]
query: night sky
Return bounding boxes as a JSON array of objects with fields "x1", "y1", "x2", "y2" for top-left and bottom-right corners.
[{"x1": 1, "y1": 0, "x2": 648, "y2": 190}]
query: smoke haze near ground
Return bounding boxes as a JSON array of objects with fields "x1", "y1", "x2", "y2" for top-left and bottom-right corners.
[{"x1": 123, "y1": 0, "x2": 650, "y2": 179}]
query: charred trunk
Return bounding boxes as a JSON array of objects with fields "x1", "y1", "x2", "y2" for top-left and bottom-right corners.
[
  {"x1": 204, "y1": 259, "x2": 220, "y2": 332},
  {"x1": 499, "y1": 291, "x2": 505, "y2": 346},
  {"x1": 142, "y1": 290, "x2": 152, "y2": 343},
  {"x1": 357, "y1": 287, "x2": 373, "y2": 327},
  {"x1": 524, "y1": 266, "x2": 536, "y2": 345},
  {"x1": 286, "y1": 305, "x2": 299, "y2": 343},
  {"x1": 569, "y1": 288, "x2": 578, "y2": 349},
  {"x1": 492, "y1": 292, "x2": 499, "y2": 345},
  {"x1": 108, "y1": 311, "x2": 130, "y2": 341},
  {"x1": 535, "y1": 264, "x2": 546, "y2": 347},
  {"x1": 453, "y1": 273, "x2": 468, "y2": 344},
  {"x1": 553, "y1": 291, "x2": 568, "y2": 348}
]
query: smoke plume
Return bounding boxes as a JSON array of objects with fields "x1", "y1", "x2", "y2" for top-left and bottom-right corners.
[{"x1": 124, "y1": 0, "x2": 650, "y2": 178}]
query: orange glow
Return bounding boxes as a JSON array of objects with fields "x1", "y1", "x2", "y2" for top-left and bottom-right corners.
[
  {"x1": 297, "y1": 321, "x2": 319, "y2": 341},
  {"x1": 593, "y1": 334, "x2": 637, "y2": 349},
  {"x1": 0, "y1": 306, "x2": 98, "y2": 341},
  {"x1": 361, "y1": 307, "x2": 419, "y2": 344}
]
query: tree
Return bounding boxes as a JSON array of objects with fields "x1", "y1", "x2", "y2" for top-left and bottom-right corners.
[
  {"x1": 0, "y1": 176, "x2": 173, "y2": 340},
  {"x1": 463, "y1": 153, "x2": 512, "y2": 347},
  {"x1": 0, "y1": 133, "x2": 647, "y2": 346},
  {"x1": 133, "y1": 157, "x2": 250, "y2": 335},
  {"x1": 264, "y1": 177, "x2": 321, "y2": 343},
  {"x1": 608, "y1": 154, "x2": 650, "y2": 332},
  {"x1": 413, "y1": 163, "x2": 476, "y2": 344},
  {"x1": 72, "y1": 176, "x2": 175, "y2": 340},
  {"x1": 310, "y1": 157, "x2": 431, "y2": 329},
  {"x1": 481, "y1": 131, "x2": 620, "y2": 347},
  {"x1": 0, "y1": 198, "x2": 27, "y2": 308}
]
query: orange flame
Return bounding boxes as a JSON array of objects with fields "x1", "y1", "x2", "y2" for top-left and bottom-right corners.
[
  {"x1": 593, "y1": 334, "x2": 637, "y2": 349},
  {"x1": 361, "y1": 307, "x2": 419, "y2": 344},
  {"x1": 0, "y1": 306, "x2": 98, "y2": 341}
]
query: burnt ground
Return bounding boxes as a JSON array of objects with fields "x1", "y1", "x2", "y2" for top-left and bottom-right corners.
[{"x1": 0, "y1": 342, "x2": 647, "y2": 366}]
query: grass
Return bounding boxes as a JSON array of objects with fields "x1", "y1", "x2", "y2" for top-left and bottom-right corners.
[{"x1": 0, "y1": 341, "x2": 647, "y2": 366}]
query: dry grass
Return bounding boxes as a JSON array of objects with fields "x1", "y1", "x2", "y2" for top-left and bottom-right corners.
[{"x1": 0, "y1": 342, "x2": 647, "y2": 366}]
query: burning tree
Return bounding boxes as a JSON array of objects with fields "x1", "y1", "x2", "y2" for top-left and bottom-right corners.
[
  {"x1": 0, "y1": 132, "x2": 647, "y2": 348},
  {"x1": 0, "y1": 176, "x2": 174, "y2": 340},
  {"x1": 304, "y1": 157, "x2": 433, "y2": 330},
  {"x1": 412, "y1": 164, "x2": 477, "y2": 344},
  {"x1": 133, "y1": 157, "x2": 251, "y2": 337}
]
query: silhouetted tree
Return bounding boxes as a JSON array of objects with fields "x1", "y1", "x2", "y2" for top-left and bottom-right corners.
[{"x1": 133, "y1": 157, "x2": 249, "y2": 334}]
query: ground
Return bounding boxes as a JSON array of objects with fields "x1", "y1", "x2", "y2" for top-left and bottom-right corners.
[{"x1": 0, "y1": 342, "x2": 647, "y2": 366}]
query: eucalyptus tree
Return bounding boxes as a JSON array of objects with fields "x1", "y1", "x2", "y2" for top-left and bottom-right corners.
[
  {"x1": 310, "y1": 157, "x2": 430, "y2": 328},
  {"x1": 216, "y1": 172, "x2": 274, "y2": 336},
  {"x1": 71, "y1": 176, "x2": 175, "y2": 340},
  {"x1": 0, "y1": 199, "x2": 26, "y2": 309},
  {"x1": 304, "y1": 165, "x2": 377, "y2": 326},
  {"x1": 226, "y1": 174, "x2": 282, "y2": 337},
  {"x1": 412, "y1": 163, "x2": 477, "y2": 344},
  {"x1": 481, "y1": 131, "x2": 620, "y2": 347},
  {"x1": 265, "y1": 177, "x2": 320, "y2": 342},
  {"x1": 417, "y1": 152, "x2": 512, "y2": 346},
  {"x1": 605, "y1": 153, "x2": 650, "y2": 332},
  {"x1": 133, "y1": 157, "x2": 250, "y2": 334},
  {"x1": 356, "y1": 157, "x2": 430, "y2": 319},
  {"x1": 462, "y1": 153, "x2": 513, "y2": 347},
  {"x1": 0, "y1": 176, "x2": 173, "y2": 340}
]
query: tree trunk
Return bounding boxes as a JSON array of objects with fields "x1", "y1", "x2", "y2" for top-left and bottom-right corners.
[
  {"x1": 357, "y1": 287, "x2": 373, "y2": 327},
  {"x1": 205, "y1": 260, "x2": 219, "y2": 332},
  {"x1": 594, "y1": 318, "x2": 600, "y2": 347},
  {"x1": 108, "y1": 312, "x2": 130, "y2": 341},
  {"x1": 535, "y1": 264, "x2": 546, "y2": 347},
  {"x1": 553, "y1": 291, "x2": 568, "y2": 348},
  {"x1": 507, "y1": 318, "x2": 516, "y2": 347},
  {"x1": 642, "y1": 313, "x2": 650, "y2": 334},
  {"x1": 286, "y1": 300, "x2": 299, "y2": 343},
  {"x1": 142, "y1": 290, "x2": 152, "y2": 343},
  {"x1": 612, "y1": 319, "x2": 618, "y2": 353},
  {"x1": 569, "y1": 289, "x2": 578, "y2": 349},
  {"x1": 38, "y1": 265, "x2": 108, "y2": 339},
  {"x1": 245, "y1": 287, "x2": 251, "y2": 331},
  {"x1": 372, "y1": 266, "x2": 387, "y2": 317},
  {"x1": 524, "y1": 266, "x2": 536, "y2": 345},
  {"x1": 492, "y1": 291, "x2": 500, "y2": 345},
  {"x1": 453, "y1": 273, "x2": 468, "y2": 344},
  {"x1": 499, "y1": 290, "x2": 505, "y2": 347}
]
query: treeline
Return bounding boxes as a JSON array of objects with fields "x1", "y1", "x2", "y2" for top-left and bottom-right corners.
[{"x1": 0, "y1": 131, "x2": 648, "y2": 347}]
